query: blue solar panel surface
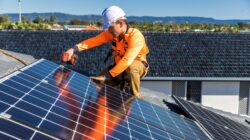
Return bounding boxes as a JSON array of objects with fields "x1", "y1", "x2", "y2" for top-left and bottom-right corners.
[
  {"x1": 173, "y1": 96, "x2": 250, "y2": 140},
  {"x1": 0, "y1": 59, "x2": 210, "y2": 140}
]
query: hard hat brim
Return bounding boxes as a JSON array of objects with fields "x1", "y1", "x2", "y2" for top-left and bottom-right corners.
[{"x1": 102, "y1": 16, "x2": 127, "y2": 30}]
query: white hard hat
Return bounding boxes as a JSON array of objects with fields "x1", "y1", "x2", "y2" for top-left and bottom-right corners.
[{"x1": 102, "y1": 5, "x2": 126, "y2": 30}]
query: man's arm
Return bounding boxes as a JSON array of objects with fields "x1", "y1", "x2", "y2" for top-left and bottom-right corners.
[
  {"x1": 64, "y1": 30, "x2": 113, "y2": 61},
  {"x1": 75, "y1": 30, "x2": 113, "y2": 52}
]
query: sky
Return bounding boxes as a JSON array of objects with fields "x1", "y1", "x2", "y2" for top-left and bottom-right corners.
[{"x1": 0, "y1": 0, "x2": 249, "y2": 20}]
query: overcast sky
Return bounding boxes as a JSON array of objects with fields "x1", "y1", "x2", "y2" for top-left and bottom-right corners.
[{"x1": 0, "y1": 0, "x2": 249, "y2": 19}]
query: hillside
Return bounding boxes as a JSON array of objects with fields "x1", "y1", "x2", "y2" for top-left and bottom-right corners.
[{"x1": 2, "y1": 12, "x2": 250, "y2": 24}]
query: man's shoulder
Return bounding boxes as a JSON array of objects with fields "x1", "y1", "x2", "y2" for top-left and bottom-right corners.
[{"x1": 128, "y1": 28, "x2": 143, "y2": 36}]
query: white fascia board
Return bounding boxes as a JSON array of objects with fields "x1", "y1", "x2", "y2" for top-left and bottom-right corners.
[{"x1": 142, "y1": 77, "x2": 250, "y2": 81}]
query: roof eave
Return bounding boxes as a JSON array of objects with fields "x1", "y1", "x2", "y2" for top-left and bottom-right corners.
[{"x1": 142, "y1": 77, "x2": 250, "y2": 81}]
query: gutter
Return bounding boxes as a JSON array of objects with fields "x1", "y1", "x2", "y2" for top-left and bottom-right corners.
[{"x1": 142, "y1": 77, "x2": 250, "y2": 81}]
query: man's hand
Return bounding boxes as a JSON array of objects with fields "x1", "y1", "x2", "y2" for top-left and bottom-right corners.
[
  {"x1": 91, "y1": 71, "x2": 112, "y2": 82},
  {"x1": 62, "y1": 48, "x2": 74, "y2": 62}
]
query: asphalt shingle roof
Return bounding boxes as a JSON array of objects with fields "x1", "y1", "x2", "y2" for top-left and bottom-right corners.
[{"x1": 0, "y1": 31, "x2": 250, "y2": 77}]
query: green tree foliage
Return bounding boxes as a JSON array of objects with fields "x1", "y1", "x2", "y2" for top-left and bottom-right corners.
[
  {"x1": 96, "y1": 19, "x2": 102, "y2": 27},
  {"x1": 0, "y1": 15, "x2": 10, "y2": 23},
  {"x1": 49, "y1": 16, "x2": 57, "y2": 24},
  {"x1": 21, "y1": 16, "x2": 29, "y2": 23},
  {"x1": 128, "y1": 20, "x2": 137, "y2": 26},
  {"x1": 0, "y1": 16, "x2": 11, "y2": 29},
  {"x1": 0, "y1": 15, "x2": 250, "y2": 31},
  {"x1": 130, "y1": 22, "x2": 250, "y2": 32},
  {"x1": 33, "y1": 16, "x2": 43, "y2": 24}
]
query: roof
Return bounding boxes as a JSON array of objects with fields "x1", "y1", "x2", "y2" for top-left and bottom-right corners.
[
  {"x1": 145, "y1": 32, "x2": 250, "y2": 77},
  {"x1": 82, "y1": 25, "x2": 100, "y2": 30},
  {"x1": 143, "y1": 77, "x2": 250, "y2": 81},
  {"x1": 173, "y1": 96, "x2": 250, "y2": 139},
  {"x1": 4, "y1": 51, "x2": 246, "y2": 126},
  {"x1": 0, "y1": 49, "x2": 36, "y2": 78},
  {"x1": 64, "y1": 25, "x2": 86, "y2": 30},
  {"x1": 0, "y1": 58, "x2": 211, "y2": 140},
  {"x1": 0, "y1": 31, "x2": 250, "y2": 78},
  {"x1": 1, "y1": 53, "x2": 249, "y2": 139},
  {"x1": 0, "y1": 49, "x2": 169, "y2": 114},
  {"x1": 163, "y1": 95, "x2": 250, "y2": 127}
]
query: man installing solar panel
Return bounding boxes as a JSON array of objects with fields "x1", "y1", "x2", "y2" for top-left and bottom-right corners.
[{"x1": 62, "y1": 5, "x2": 149, "y2": 98}]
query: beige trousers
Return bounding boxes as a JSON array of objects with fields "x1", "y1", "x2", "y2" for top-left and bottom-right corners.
[{"x1": 102, "y1": 60, "x2": 149, "y2": 98}]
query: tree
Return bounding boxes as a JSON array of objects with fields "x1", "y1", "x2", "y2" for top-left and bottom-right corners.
[
  {"x1": 17, "y1": 22, "x2": 25, "y2": 30},
  {"x1": 7, "y1": 23, "x2": 17, "y2": 30},
  {"x1": 128, "y1": 20, "x2": 137, "y2": 25},
  {"x1": 96, "y1": 19, "x2": 102, "y2": 27},
  {"x1": 33, "y1": 16, "x2": 44, "y2": 24},
  {"x1": 49, "y1": 16, "x2": 57, "y2": 24},
  {"x1": 58, "y1": 21, "x2": 67, "y2": 25},
  {"x1": 238, "y1": 22, "x2": 245, "y2": 28},
  {"x1": 21, "y1": 16, "x2": 29, "y2": 23},
  {"x1": 0, "y1": 15, "x2": 10, "y2": 23},
  {"x1": 44, "y1": 18, "x2": 49, "y2": 24}
]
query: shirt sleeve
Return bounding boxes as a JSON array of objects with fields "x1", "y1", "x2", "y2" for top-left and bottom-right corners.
[
  {"x1": 76, "y1": 30, "x2": 113, "y2": 51},
  {"x1": 109, "y1": 29, "x2": 145, "y2": 77}
]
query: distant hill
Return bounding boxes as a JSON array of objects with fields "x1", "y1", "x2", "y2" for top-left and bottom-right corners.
[{"x1": 2, "y1": 12, "x2": 250, "y2": 24}]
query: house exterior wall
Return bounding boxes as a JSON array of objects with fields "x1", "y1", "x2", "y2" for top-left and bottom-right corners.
[
  {"x1": 141, "y1": 81, "x2": 172, "y2": 96},
  {"x1": 172, "y1": 81, "x2": 186, "y2": 99},
  {"x1": 249, "y1": 88, "x2": 250, "y2": 115},
  {"x1": 239, "y1": 82, "x2": 250, "y2": 115},
  {"x1": 141, "y1": 80, "x2": 250, "y2": 115},
  {"x1": 201, "y1": 81, "x2": 240, "y2": 114}
]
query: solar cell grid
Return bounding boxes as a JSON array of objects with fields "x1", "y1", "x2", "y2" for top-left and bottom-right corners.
[
  {"x1": 173, "y1": 96, "x2": 250, "y2": 140},
  {"x1": 0, "y1": 116, "x2": 58, "y2": 140},
  {"x1": 0, "y1": 74, "x2": 171, "y2": 139},
  {"x1": 0, "y1": 59, "x2": 210, "y2": 139},
  {"x1": 21, "y1": 59, "x2": 209, "y2": 139}
]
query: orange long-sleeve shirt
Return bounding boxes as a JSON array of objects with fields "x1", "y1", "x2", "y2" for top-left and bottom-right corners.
[{"x1": 76, "y1": 28, "x2": 149, "y2": 77}]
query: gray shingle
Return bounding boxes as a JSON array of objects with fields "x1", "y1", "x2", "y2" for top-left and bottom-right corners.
[{"x1": 0, "y1": 31, "x2": 250, "y2": 77}]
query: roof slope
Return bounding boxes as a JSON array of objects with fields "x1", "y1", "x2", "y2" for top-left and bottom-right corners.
[
  {"x1": 146, "y1": 32, "x2": 250, "y2": 77},
  {"x1": 0, "y1": 49, "x2": 36, "y2": 77},
  {"x1": 0, "y1": 31, "x2": 250, "y2": 77}
]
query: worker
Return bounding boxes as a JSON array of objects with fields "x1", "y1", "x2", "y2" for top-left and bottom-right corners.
[{"x1": 63, "y1": 5, "x2": 149, "y2": 98}]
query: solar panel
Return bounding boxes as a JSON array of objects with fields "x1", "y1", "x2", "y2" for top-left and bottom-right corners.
[
  {"x1": 0, "y1": 116, "x2": 58, "y2": 140},
  {"x1": 1, "y1": 59, "x2": 210, "y2": 139},
  {"x1": 173, "y1": 96, "x2": 250, "y2": 140}
]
